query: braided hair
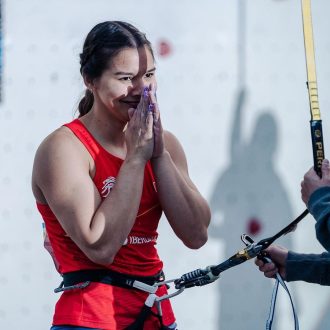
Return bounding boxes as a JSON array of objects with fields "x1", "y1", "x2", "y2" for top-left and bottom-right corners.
[{"x1": 78, "y1": 21, "x2": 154, "y2": 117}]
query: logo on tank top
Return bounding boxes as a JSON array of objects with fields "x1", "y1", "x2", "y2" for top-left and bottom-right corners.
[
  {"x1": 101, "y1": 176, "x2": 116, "y2": 198},
  {"x1": 123, "y1": 235, "x2": 158, "y2": 245}
]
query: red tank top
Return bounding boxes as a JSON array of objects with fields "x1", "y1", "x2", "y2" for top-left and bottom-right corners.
[{"x1": 36, "y1": 119, "x2": 175, "y2": 329}]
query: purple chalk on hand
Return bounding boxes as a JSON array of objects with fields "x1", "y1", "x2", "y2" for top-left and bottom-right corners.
[
  {"x1": 143, "y1": 86, "x2": 149, "y2": 98},
  {"x1": 148, "y1": 103, "x2": 154, "y2": 113}
]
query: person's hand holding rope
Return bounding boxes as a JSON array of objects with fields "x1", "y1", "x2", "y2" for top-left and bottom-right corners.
[
  {"x1": 255, "y1": 245, "x2": 288, "y2": 279},
  {"x1": 301, "y1": 159, "x2": 330, "y2": 205}
]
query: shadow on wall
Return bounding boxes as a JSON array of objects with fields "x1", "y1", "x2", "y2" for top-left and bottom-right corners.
[
  {"x1": 209, "y1": 89, "x2": 295, "y2": 329},
  {"x1": 314, "y1": 299, "x2": 330, "y2": 330}
]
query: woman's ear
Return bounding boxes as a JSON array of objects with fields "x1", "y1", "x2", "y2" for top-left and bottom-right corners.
[{"x1": 83, "y1": 75, "x2": 94, "y2": 92}]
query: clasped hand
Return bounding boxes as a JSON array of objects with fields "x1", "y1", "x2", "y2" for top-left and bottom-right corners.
[{"x1": 125, "y1": 83, "x2": 164, "y2": 162}]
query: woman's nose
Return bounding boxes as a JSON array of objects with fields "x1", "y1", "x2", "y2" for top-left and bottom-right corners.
[{"x1": 131, "y1": 79, "x2": 147, "y2": 96}]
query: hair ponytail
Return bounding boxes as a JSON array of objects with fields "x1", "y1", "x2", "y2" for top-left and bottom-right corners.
[{"x1": 78, "y1": 89, "x2": 94, "y2": 117}]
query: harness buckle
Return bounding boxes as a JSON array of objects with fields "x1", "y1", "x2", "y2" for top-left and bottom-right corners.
[{"x1": 132, "y1": 280, "x2": 158, "y2": 294}]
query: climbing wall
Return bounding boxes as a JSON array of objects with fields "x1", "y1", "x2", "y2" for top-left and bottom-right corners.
[{"x1": 0, "y1": 0, "x2": 330, "y2": 329}]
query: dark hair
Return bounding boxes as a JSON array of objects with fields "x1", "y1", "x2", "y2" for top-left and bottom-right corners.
[{"x1": 78, "y1": 21, "x2": 154, "y2": 117}]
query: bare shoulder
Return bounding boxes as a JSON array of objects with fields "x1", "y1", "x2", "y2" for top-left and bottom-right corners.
[
  {"x1": 36, "y1": 126, "x2": 78, "y2": 156},
  {"x1": 32, "y1": 126, "x2": 90, "y2": 197},
  {"x1": 34, "y1": 126, "x2": 90, "y2": 167}
]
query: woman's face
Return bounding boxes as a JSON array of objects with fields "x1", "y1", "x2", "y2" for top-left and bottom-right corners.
[{"x1": 92, "y1": 46, "x2": 156, "y2": 122}]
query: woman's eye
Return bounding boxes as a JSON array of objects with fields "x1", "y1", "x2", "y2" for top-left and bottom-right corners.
[
  {"x1": 145, "y1": 72, "x2": 154, "y2": 79},
  {"x1": 119, "y1": 77, "x2": 132, "y2": 81}
]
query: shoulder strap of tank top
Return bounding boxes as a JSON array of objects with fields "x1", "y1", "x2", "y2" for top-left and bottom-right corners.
[{"x1": 64, "y1": 119, "x2": 100, "y2": 160}]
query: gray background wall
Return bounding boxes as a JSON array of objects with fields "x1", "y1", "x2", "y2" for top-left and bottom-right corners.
[{"x1": 1, "y1": 0, "x2": 330, "y2": 329}]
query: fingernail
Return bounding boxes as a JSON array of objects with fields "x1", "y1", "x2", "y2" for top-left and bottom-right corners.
[
  {"x1": 143, "y1": 86, "x2": 149, "y2": 98},
  {"x1": 148, "y1": 104, "x2": 154, "y2": 113}
]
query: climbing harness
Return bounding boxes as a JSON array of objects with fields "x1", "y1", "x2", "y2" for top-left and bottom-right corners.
[
  {"x1": 54, "y1": 268, "x2": 179, "y2": 330},
  {"x1": 54, "y1": 269, "x2": 166, "y2": 294}
]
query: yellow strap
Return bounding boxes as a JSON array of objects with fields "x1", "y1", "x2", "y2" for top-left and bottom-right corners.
[{"x1": 301, "y1": 0, "x2": 321, "y2": 120}]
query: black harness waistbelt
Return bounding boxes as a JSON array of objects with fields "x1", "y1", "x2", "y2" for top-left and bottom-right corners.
[{"x1": 56, "y1": 268, "x2": 165, "y2": 293}]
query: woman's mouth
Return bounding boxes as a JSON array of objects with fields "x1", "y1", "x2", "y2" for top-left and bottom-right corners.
[{"x1": 121, "y1": 100, "x2": 139, "y2": 108}]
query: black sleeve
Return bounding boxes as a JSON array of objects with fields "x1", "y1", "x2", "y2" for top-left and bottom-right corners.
[
  {"x1": 286, "y1": 251, "x2": 330, "y2": 285},
  {"x1": 308, "y1": 186, "x2": 330, "y2": 251}
]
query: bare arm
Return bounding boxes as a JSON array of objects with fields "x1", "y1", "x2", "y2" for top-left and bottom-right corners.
[
  {"x1": 32, "y1": 106, "x2": 154, "y2": 265},
  {"x1": 145, "y1": 85, "x2": 210, "y2": 249},
  {"x1": 151, "y1": 131, "x2": 210, "y2": 249}
]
